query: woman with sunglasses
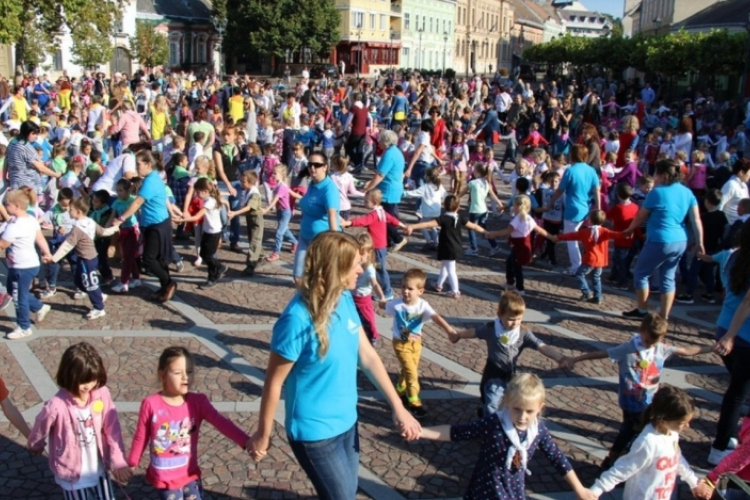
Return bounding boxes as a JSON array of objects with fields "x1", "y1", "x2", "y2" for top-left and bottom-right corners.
[{"x1": 292, "y1": 152, "x2": 340, "y2": 283}]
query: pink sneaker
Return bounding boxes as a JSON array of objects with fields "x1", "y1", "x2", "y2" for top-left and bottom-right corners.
[{"x1": 266, "y1": 253, "x2": 280, "y2": 262}]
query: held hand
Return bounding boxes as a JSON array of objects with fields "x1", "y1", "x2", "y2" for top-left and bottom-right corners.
[
  {"x1": 576, "y1": 489, "x2": 599, "y2": 500},
  {"x1": 228, "y1": 186, "x2": 237, "y2": 197},
  {"x1": 548, "y1": 235, "x2": 559, "y2": 243},
  {"x1": 692, "y1": 481, "x2": 714, "y2": 500},
  {"x1": 248, "y1": 431, "x2": 271, "y2": 462},
  {"x1": 28, "y1": 446, "x2": 44, "y2": 456},
  {"x1": 694, "y1": 243, "x2": 705, "y2": 257},
  {"x1": 558, "y1": 356, "x2": 574, "y2": 369},
  {"x1": 715, "y1": 335, "x2": 734, "y2": 357},
  {"x1": 622, "y1": 228, "x2": 635, "y2": 238},
  {"x1": 340, "y1": 220, "x2": 352, "y2": 228},
  {"x1": 111, "y1": 466, "x2": 133, "y2": 484},
  {"x1": 393, "y1": 406, "x2": 421, "y2": 441},
  {"x1": 405, "y1": 226, "x2": 414, "y2": 236},
  {"x1": 448, "y1": 331, "x2": 460, "y2": 344}
]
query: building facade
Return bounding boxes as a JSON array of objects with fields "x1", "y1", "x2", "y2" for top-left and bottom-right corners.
[
  {"x1": 557, "y1": 1, "x2": 611, "y2": 37},
  {"x1": 397, "y1": 0, "x2": 456, "y2": 73},
  {"x1": 334, "y1": 0, "x2": 402, "y2": 75},
  {"x1": 636, "y1": 0, "x2": 722, "y2": 35},
  {"x1": 454, "y1": 0, "x2": 510, "y2": 76},
  {"x1": 509, "y1": 0, "x2": 544, "y2": 70}
]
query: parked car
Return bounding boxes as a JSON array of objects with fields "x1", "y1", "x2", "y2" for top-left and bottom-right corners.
[{"x1": 310, "y1": 64, "x2": 338, "y2": 79}]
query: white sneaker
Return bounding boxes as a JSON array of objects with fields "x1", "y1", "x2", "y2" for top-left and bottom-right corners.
[
  {"x1": 86, "y1": 309, "x2": 106, "y2": 320},
  {"x1": 39, "y1": 288, "x2": 57, "y2": 300},
  {"x1": 194, "y1": 257, "x2": 203, "y2": 266},
  {"x1": 35, "y1": 304, "x2": 51, "y2": 323},
  {"x1": 131, "y1": 279, "x2": 142, "y2": 288},
  {"x1": 729, "y1": 437, "x2": 739, "y2": 449},
  {"x1": 111, "y1": 282, "x2": 128, "y2": 293},
  {"x1": 391, "y1": 238, "x2": 408, "y2": 253},
  {"x1": 708, "y1": 447, "x2": 733, "y2": 465},
  {"x1": 73, "y1": 290, "x2": 86, "y2": 300},
  {"x1": 7, "y1": 327, "x2": 32, "y2": 340},
  {"x1": 489, "y1": 246, "x2": 503, "y2": 256},
  {"x1": 101, "y1": 294, "x2": 108, "y2": 303}
]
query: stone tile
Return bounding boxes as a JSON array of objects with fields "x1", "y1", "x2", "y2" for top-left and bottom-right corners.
[{"x1": 0, "y1": 344, "x2": 40, "y2": 412}]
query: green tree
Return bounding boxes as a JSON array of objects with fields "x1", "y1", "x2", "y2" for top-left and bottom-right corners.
[
  {"x1": 71, "y1": 26, "x2": 113, "y2": 69},
  {"x1": 129, "y1": 20, "x2": 169, "y2": 70}
]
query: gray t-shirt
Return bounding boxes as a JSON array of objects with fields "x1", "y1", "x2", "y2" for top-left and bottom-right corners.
[{"x1": 475, "y1": 321, "x2": 542, "y2": 375}]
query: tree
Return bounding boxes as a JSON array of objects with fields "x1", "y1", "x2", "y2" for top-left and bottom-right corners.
[
  {"x1": 71, "y1": 26, "x2": 113, "y2": 69},
  {"x1": 130, "y1": 20, "x2": 169, "y2": 70}
]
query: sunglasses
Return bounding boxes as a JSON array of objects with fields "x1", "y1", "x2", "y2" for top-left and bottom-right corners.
[{"x1": 309, "y1": 162, "x2": 327, "y2": 169}]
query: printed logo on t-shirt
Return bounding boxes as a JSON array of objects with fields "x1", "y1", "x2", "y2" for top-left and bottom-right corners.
[{"x1": 151, "y1": 415, "x2": 194, "y2": 469}]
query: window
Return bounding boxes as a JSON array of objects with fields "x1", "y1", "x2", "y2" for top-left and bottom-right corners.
[
  {"x1": 422, "y1": 16, "x2": 425, "y2": 30},
  {"x1": 380, "y1": 14, "x2": 386, "y2": 30},
  {"x1": 456, "y1": 40, "x2": 460, "y2": 54},
  {"x1": 429, "y1": 17, "x2": 433, "y2": 32},
  {"x1": 481, "y1": 12, "x2": 484, "y2": 28},
  {"x1": 405, "y1": 13, "x2": 410, "y2": 30},
  {"x1": 448, "y1": 21, "x2": 451, "y2": 32},
  {"x1": 53, "y1": 50, "x2": 63, "y2": 71},
  {"x1": 472, "y1": 9, "x2": 475, "y2": 26},
  {"x1": 183, "y1": 37, "x2": 190, "y2": 64},
  {"x1": 169, "y1": 42, "x2": 179, "y2": 66},
  {"x1": 416, "y1": 15, "x2": 419, "y2": 30},
  {"x1": 353, "y1": 11, "x2": 364, "y2": 28},
  {"x1": 196, "y1": 37, "x2": 206, "y2": 64},
  {"x1": 114, "y1": 17, "x2": 124, "y2": 34},
  {"x1": 370, "y1": 14, "x2": 375, "y2": 29}
]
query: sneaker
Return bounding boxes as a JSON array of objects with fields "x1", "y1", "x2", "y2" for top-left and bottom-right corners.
[
  {"x1": 194, "y1": 257, "x2": 203, "y2": 267},
  {"x1": 73, "y1": 290, "x2": 86, "y2": 300},
  {"x1": 161, "y1": 282, "x2": 177, "y2": 302},
  {"x1": 370, "y1": 337, "x2": 380, "y2": 348},
  {"x1": 290, "y1": 243, "x2": 298, "y2": 254},
  {"x1": 588, "y1": 296, "x2": 603, "y2": 305},
  {"x1": 408, "y1": 404, "x2": 428, "y2": 419},
  {"x1": 39, "y1": 287, "x2": 57, "y2": 300},
  {"x1": 229, "y1": 244, "x2": 242, "y2": 253},
  {"x1": 464, "y1": 248, "x2": 478, "y2": 256},
  {"x1": 382, "y1": 293, "x2": 394, "y2": 301},
  {"x1": 615, "y1": 284, "x2": 629, "y2": 291},
  {"x1": 729, "y1": 437, "x2": 739, "y2": 449},
  {"x1": 580, "y1": 292, "x2": 592, "y2": 302},
  {"x1": 504, "y1": 283, "x2": 516, "y2": 291},
  {"x1": 623, "y1": 308, "x2": 648, "y2": 319},
  {"x1": 701, "y1": 293, "x2": 717, "y2": 304},
  {"x1": 242, "y1": 265, "x2": 256, "y2": 276},
  {"x1": 708, "y1": 447, "x2": 733, "y2": 465},
  {"x1": 266, "y1": 253, "x2": 280, "y2": 262},
  {"x1": 201, "y1": 280, "x2": 218, "y2": 289},
  {"x1": 111, "y1": 282, "x2": 129, "y2": 293},
  {"x1": 174, "y1": 260, "x2": 185, "y2": 273},
  {"x1": 515, "y1": 290, "x2": 526, "y2": 296},
  {"x1": 391, "y1": 237, "x2": 408, "y2": 253},
  {"x1": 35, "y1": 304, "x2": 51, "y2": 323},
  {"x1": 430, "y1": 281, "x2": 443, "y2": 293},
  {"x1": 0, "y1": 293, "x2": 11, "y2": 311},
  {"x1": 6, "y1": 328, "x2": 32, "y2": 340},
  {"x1": 444, "y1": 290, "x2": 461, "y2": 299},
  {"x1": 218, "y1": 264, "x2": 229, "y2": 277},
  {"x1": 675, "y1": 293, "x2": 694, "y2": 304},
  {"x1": 489, "y1": 246, "x2": 503, "y2": 256},
  {"x1": 86, "y1": 309, "x2": 106, "y2": 320},
  {"x1": 130, "y1": 279, "x2": 142, "y2": 288},
  {"x1": 101, "y1": 294, "x2": 108, "y2": 304}
]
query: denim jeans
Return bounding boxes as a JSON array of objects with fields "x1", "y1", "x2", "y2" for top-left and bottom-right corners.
[
  {"x1": 633, "y1": 240, "x2": 687, "y2": 293},
  {"x1": 75, "y1": 258, "x2": 105, "y2": 311},
  {"x1": 45, "y1": 241, "x2": 77, "y2": 288},
  {"x1": 500, "y1": 145, "x2": 517, "y2": 169},
  {"x1": 686, "y1": 258, "x2": 716, "y2": 295},
  {"x1": 227, "y1": 180, "x2": 243, "y2": 245},
  {"x1": 274, "y1": 209, "x2": 297, "y2": 253},
  {"x1": 483, "y1": 378, "x2": 507, "y2": 416},
  {"x1": 713, "y1": 327, "x2": 750, "y2": 451},
  {"x1": 611, "y1": 246, "x2": 632, "y2": 287},
  {"x1": 292, "y1": 237, "x2": 310, "y2": 279},
  {"x1": 410, "y1": 161, "x2": 429, "y2": 213},
  {"x1": 468, "y1": 212, "x2": 497, "y2": 251},
  {"x1": 576, "y1": 265, "x2": 602, "y2": 300},
  {"x1": 8, "y1": 266, "x2": 43, "y2": 330},
  {"x1": 289, "y1": 423, "x2": 360, "y2": 500},
  {"x1": 374, "y1": 248, "x2": 392, "y2": 297}
]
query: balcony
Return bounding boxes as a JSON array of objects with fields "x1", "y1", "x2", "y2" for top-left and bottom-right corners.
[
  {"x1": 391, "y1": 3, "x2": 402, "y2": 15},
  {"x1": 390, "y1": 30, "x2": 401, "y2": 40}
]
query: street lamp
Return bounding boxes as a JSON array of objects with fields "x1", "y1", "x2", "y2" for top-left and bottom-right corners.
[
  {"x1": 390, "y1": 28, "x2": 396, "y2": 74},
  {"x1": 417, "y1": 27, "x2": 424, "y2": 70},
  {"x1": 356, "y1": 22, "x2": 363, "y2": 79},
  {"x1": 484, "y1": 37, "x2": 488, "y2": 74},
  {"x1": 653, "y1": 17, "x2": 662, "y2": 35},
  {"x1": 740, "y1": 11, "x2": 750, "y2": 103},
  {"x1": 210, "y1": 14, "x2": 227, "y2": 76},
  {"x1": 443, "y1": 31, "x2": 448, "y2": 78}
]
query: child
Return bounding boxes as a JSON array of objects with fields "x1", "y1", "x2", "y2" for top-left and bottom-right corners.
[
  {"x1": 342, "y1": 189, "x2": 406, "y2": 301},
  {"x1": 177, "y1": 178, "x2": 229, "y2": 288},
  {"x1": 28, "y1": 342, "x2": 131, "y2": 498},
  {"x1": 519, "y1": 122, "x2": 549, "y2": 148},
  {"x1": 538, "y1": 172, "x2": 564, "y2": 266},
  {"x1": 89, "y1": 190, "x2": 113, "y2": 286},
  {"x1": 403, "y1": 167, "x2": 446, "y2": 251},
  {"x1": 353, "y1": 233, "x2": 386, "y2": 347},
  {"x1": 450, "y1": 148, "x2": 468, "y2": 196},
  {"x1": 182, "y1": 156, "x2": 216, "y2": 266},
  {"x1": 419, "y1": 373, "x2": 591, "y2": 500},
  {"x1": 228, "y1": 171, "x2": 264, "y2": 276},
  {"x1": 128, "y1": 347, "x2": 251, "y2": 499},
  {"x1": 462, "y1": 163, "x2": 503, "y2": 256},
  {"x1": 694, "y1": 410, "x2": 750, "y2": 500},
  {"x1": 687, "y1": 150, "x2": 708, "y2": 199},
  {"x1": 379, "y1": 268, "x2": 457, "y2": 417},
  {"x1": 330, "y1": 155, "x2": 364, "y2": 221},
  {"x1": 551, "y1": 209, "x2": 623, "y2": 305},
  {"x1": 108, "y1": 178, "x2": 141, "y2": 293},
  {"x1": 563, "y1": 313, "x2": 715, "y2": 469},
  {"x1": 188, "y1": 131, "x2": 205, "y2": 166},
  {"x1": 502, "y1": 158, "x2": 532, "y2": 198},
  {"x1": 260, "y1": 143, "x2": 280, "y2": 205},
  {"x1": 586, "y1": 385, "x2": 700, "y2": 500},
  {"x1": 487, "y1": 195, "x2": 553, "y2": 296},
  {"x1": 607, "y1": 183, "x2": 640, "y2": 290},
  {"x1": 288, "y1": 142, "x2": 309, "y2": 208},
  {"x1": 263, "y1": 165, "x2": 299, "y2": 262},
  {"x1": 407, "y1": 195, "x2": 489, "y2": 298},
  {"x1": 40, "y1": 188, "x2": 75, "y2": 299},
  {"x1": 59, "y1": 155, "x2": 87, "y2": 198},
  {"x1": 43, "y1": 197, "x2": 118, "y2": 320},
  {"x1": 451, "y1": 291, "x2": 567, "y2": 416},
  {"x1": 499, "y1": 122, "x2": 518, "y2": 170}
]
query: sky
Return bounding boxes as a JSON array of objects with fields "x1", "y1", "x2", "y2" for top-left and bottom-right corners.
[{"x1": 581, "y1": 0, "x2": 624, "y2": 18}]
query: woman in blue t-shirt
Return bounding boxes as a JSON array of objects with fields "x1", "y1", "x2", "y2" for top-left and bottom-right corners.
[
  {"x1": 248, "y1": 232, "x2": 421, "y2": 499},
  {"x1": 292, "y1": 152, "x2": 340, "y2": 282},
  {"x1": 712, "y1": 220, "x2": 750, "y2": 466},
  {"x1": 622, "y1": 159, "x2": 703, "y2": 321}
]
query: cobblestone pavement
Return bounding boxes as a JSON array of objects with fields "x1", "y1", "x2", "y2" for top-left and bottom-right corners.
[{"x1": 0, "y1": 171, "x2": 728, "y2": 500}]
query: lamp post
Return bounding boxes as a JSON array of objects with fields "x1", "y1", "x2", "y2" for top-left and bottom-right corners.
[
  {"x1": 417, "y1": 27, "x2": 423, "y2": 70},
  {"x1": 484, "y1": 37, "x2": 488, "y2": 74},
  {"x1": 210, "y1": 14, "x2": 227, "y2": 77},
  {"x1": 390, "y1": 28, "x2": 396, "y2": 74},
  {"x1": 653, "y1": 17, "x2": 662, "y2": 35},
  {"x1": 356, "y1": 22, "x2": 363, "y2": 79},
  {"x1": 443, "y1": 31, "x2": 448, "y2": 78},
  {"x1": 740, "y1": 11, "x2": 750, "y2": 103}
]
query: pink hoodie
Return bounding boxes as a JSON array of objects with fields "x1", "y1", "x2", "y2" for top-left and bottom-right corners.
[
  {"x1": 707, "y1": 417, "x2": 750, "y2": 483},
  {"x1": 28, "y1": 386, "x2": 128, "y2": 483}
]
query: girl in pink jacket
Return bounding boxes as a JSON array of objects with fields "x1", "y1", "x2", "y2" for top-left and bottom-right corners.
[{"x1": 28, "y1": 342, "x2": 131, "y2": 500}]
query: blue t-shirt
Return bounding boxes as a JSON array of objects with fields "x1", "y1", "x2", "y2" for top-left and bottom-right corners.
[
  {"x1": 607, "y1": 337, "x2": 676, "y2": 413},
  {"x1": 138, "y1": 170, "x2": 169, "y2": 227},
  {"x1": 376, "y1": 145, "x2": 405, "y2": 204},
  {"x1": 558, "y1": 162, "x2": 600, "y2": 222},
  {"x1": 271, "y1": 292, "x2": 361, "y2": 441},
  {"x1": 111, "y1": 195, "x2": 138, "y2": 228},
  {"x1": 717, "y1": 252, "x2": 750, "y2": 346},
  {"x1": 642, "y1": 183, "x2": 697, "y2": 244},
  {"x1": 298, "y1": 175, "x2": 340, "y2": 241}
]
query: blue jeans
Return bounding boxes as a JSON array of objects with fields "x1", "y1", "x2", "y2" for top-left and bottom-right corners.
[
  {"x1": 8, "y1": 266, "x2": 43, "y2": 330},
  {"x1": 468, "y1": 212, "x2": 497, "y2": 251},
  {"x1": 227, "y1": 181, "x2": 243, "y2": 245},
  {"x1": 576, "y1": 265, "x2": 602, "y2": 300},
  {"x1": 633, "y1": 241, "x2": 687, "y2": 293},
  {"x1": 274, "y1": 209, "x2": 297, "y2": 253},
  {"x1": 292, "y1": 237, "x2": 311, "y2": 278},
  {"x1": 289, "y1": 423, "x2": 360, "y2": 500},
  {"x1": 45, "y1": 241, "x2": 77, "y2": 288},
  {"x1": 686, "y1": 258, "x2": 716, "y2": 295},
  {"x1": 410, "y1": 161, "x2": 429, "y2": 213},
  {"x1": 483, "y1": 378, "x2": 507, "y2": 416},
  {"x1": 611, "y1": 246, "x2": 632, "y2": 286},
  {"x1": 374, "y1": 248, "x2": 392, "y2": 297},
  {"x1": 75, "y1": 258, "x2": 105, "y2": 311}
]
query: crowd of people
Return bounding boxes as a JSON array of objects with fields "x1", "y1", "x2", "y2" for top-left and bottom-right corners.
[{"x1": 0, "y1": 65, "x2": 749, "y2": 499}]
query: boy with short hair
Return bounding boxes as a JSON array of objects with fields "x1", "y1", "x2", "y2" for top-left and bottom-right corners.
[
  {"x1": 607, "y1": 182, "x2": 640, "y2": 290},
  {"x1": 450, "y1": 291, "x2": 566, "y2": 416},
  {"x1": 380, "y1": 268, "x2": 457, "y2": 418},
  {"x1": 563, "y1": 312, "x2": 715, "y2": 469},
  {"x1": 228, "y1": 171, "x2": 264, "y2": 276}
]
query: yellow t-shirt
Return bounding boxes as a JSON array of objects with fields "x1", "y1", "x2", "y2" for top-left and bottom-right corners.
[
  {"x1": 228, "y1": 96, "x2": 244, "y2": 124},
  {"x1": 12, "y1": 96, "x2": 27, "y2": 122},
  {"x1": 150, "y1": 107, "x2": 167, "y2": 140}
]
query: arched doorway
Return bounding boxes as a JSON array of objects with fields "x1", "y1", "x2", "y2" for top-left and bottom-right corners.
[{"x1": 110, "y1": 47, "x2": 131, "y2": 75}]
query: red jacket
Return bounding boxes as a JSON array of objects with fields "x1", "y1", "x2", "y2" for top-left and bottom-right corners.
[
  {"x1": 606, "y1": 202, "x2": 639, "y2": 248},
  {"x1": 349, "y1": 207, "x2": 401, "y2": 250},
  {"x1": 707, "y1": 417, "x2": 750, "y2": 484},
  {"x1": 557, "y1": 226, "x2": 622, "y2": 267}
]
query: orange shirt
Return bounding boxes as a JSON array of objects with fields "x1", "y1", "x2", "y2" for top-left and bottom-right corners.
[
  {"x1": 557, "y1": 226, "x2": 624, "y2": 268},
  {"x1": 606, "y1": 202, "x2": 640, "y2": 248}
]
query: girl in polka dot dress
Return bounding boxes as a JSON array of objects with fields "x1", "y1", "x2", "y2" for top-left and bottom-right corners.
[{"x1": 419, "y1": 373, "x2": 591, "y2": 500}]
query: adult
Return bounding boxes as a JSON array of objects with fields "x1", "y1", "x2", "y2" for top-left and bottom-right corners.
[
  {"x1": 345, "y1": 92, "x2": 369, "y2": 169},
  {"x1": 640, "y1": 82, "x2": 656, "y2": 107},
  {"x1": 617, "y1": 115, "x2": 640, "y2": 167},
  {"x1": 150, "y1": 95, "x2": 169, "y2": 152},
  {"x1": 712, "y1": 220, "x2": 750, "y2": 466},
  {"x1": 364, "y1": 130, "x2": 407, "y2": 256},
  {"x1": 673, "y1": 116, "x2": 693, "y2": 159},
  {"x1": 112, "y1": 150, "x2": 177, "y2": 302},
  {"x1": 719, "y1": 159, "x2": 750, "y2": 225},
  {"x1": 405, "y1": 120, "x2": 434, "y2": 198},
  {"x1": 248, "y1": 231, "x2": 420, "y2": 499},
  {"x1": 581, "y1": 124, "x2": 602, "y2": 172},
  {"x1": 476, "y1": 98, "x2": 500, "y2": 148},
  {"x1": 85, "y1": 96, "x2": 106, "y2": 138},
  {"x1": 547, "y1": 144, "x2": 601, "y2": 274},
  {"x1": 291, "y1": 152, "x2": 340, "y2": 281},
  {"x1": 111, "y1": 100, "x2": 150, "y2": 149},
  {"x1": 91, "y1": 142, "x2": 149, "y2": 195},
  {"x1": 622, "y1": 159, "x2": 703, "y2": 321},
  {"x1": 6, "y1": 121, "x2": 60, "y2": 201},
  {"x1": 187, "y1": 107, "x2": 215, "y2": 148},
  {"x1": 427, "y1": 106, "x2": 446, "y2": 160},
  {"x1": 277, "y1": 92, "x2": 301, "y2": 129}
]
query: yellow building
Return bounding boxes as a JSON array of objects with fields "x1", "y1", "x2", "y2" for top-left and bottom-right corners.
[
  {"x1": 454, "y1": 0, "x2": 513, "y2": 76},
  {"x1": 335, "y1": 0, "x2": 402, "y2": 76}
]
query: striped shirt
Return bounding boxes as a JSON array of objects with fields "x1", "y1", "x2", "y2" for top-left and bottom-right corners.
[{"x1": 6, "y1": 140, "x2": 41, "y2": 192}]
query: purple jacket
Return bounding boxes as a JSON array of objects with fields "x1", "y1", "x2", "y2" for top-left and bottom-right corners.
[
  {"x1": 28, "y1": 386, "x2": 128, "y2": 483},
  {"x1": 612, "y1": 161, "x2": 641, "y2": 187}
]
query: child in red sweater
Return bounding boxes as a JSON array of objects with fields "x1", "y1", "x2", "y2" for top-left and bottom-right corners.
[
  {"x1": 694, "y1": 415, "x2": 750, "y2": 499},
  {"x1": 606, "y1": 183, "x2": 640, "y2": 291},
  {"x1": 551, "y1": 210, "x2": 625, "y2": 305},
  {"x1": 519, "y1": 123, "x2": 550, "y2": 148},
  {"x1": 341, "y1": 189, "x2": 406, "y2": 300}
]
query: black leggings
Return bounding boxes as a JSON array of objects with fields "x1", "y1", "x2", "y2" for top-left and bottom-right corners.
[
  {"x1": 714, "y1": 341, "x2": 750, "y2": 450},
  {"x1": 143, "y1": 225, "x2": 172, "y2": 292}
]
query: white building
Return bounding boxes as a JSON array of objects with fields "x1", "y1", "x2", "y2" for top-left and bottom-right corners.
[
  {"x1": 556, "y1": 1, "x2": 611, "y2": 37},
  {"x1": 399, "y1": 0, "x2": 456, "y2": 72}
]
